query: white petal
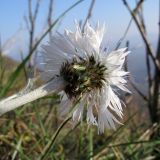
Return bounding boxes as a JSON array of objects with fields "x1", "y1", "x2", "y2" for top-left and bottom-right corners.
[
  {"x1": 117, "y1": 84, "x2": 131, "y2": 93},
  {"x1": 65, "y1": 21, "x2": 105, "y2": 55},
  {"x1": 98, "y1": 108, "x2": 121, "y2": 133},
  {"x1": 72, "y1": 103, "x2": 84, "y2": 122},
  {"x1": 87, "y1": 105, "x2": 97, "y2": 126},
  {"x1": 51, "y1": 32, "x2": 75, "y2": 57},
  {"x1": 108, "y1": 86, "x2": 122, "y2": 111},
  {"x1": 59, "y1": 97, "x2": 73, "y2": 116},
  {"x1": 105, "y1": 49, "x2": 129, "y2": 67}
]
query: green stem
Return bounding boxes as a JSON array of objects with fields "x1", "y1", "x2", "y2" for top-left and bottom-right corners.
[
  {"x1": 89, "y1": 128, "x2": 93, "y2": 160},
  {"x1": 38, "y1": 116, "x2": 71, "y2": 160}
]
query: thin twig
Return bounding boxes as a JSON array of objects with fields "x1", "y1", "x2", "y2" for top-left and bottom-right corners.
[
  {"x1": 116, "y1": 0, "x2": 146, "y2": 50},
  {"x1": 124, "y1": 41, "x2": 129, "y2": 71},
  {"x1": 28, "y1": 0, "x2": 34, "y2": 52},
  {"x1": 28, "y1": 0, "x2": 41, "y2": 67},
  {"x1": 156, "y1": 0, "x2": 160, "y2": 59},
  {"x1": 149, "y1": 0, "x2": 160, "y2": 123},
  {"x1": 122, "y1": 0, "x2": 160, "y2": 71},
  {"x1": 136, "y1": 1, "x2": 153, "y2": 118},
  {"x1": 33, "y1": 0, "x2": 41, "y2": 21},
  {"x1": 82, "y1": 0, "x2": 96, "y2": 31},
  {"x1": 133, "y1": 0, "x2": 144, "y2": 13},
  {"x1": 48, "y1": 0, "x2": 54, "y2": 39},
  {"x1": 130, "y1": 81, "x2": 148, "y2": 101},
  {"x1": 115, "y1": 19, "x2": 132, "y2": 50}
]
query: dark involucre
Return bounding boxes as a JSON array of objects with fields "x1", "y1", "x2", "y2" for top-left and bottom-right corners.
[{"x1": 60, "y1": 55, "x2": 107, "y2": 98}]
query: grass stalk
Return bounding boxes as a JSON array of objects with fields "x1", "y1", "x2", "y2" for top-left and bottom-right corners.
[
  {"x1": 89, "y1": 128, "x2": 93, "y2": 160},
  {"x1": 38, "y1": 116, "x2": 71, "y2": 160}
]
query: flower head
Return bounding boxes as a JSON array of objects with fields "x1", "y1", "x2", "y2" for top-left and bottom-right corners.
[{"x1": 41, "y1": 21, "x2": 130, "y2": 133}]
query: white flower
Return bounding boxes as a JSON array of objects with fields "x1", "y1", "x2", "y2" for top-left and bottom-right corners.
[{"x1": 41, "y1": 21, "x2": 130, "y2": 133}]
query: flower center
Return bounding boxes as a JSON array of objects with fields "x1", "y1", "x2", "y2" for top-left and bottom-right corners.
[{"x1": 60, "y1": 55, "x2": 107, "y2": 98}]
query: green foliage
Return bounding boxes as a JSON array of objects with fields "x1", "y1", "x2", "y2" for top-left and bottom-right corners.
[{"x1": 0, "y1": 63, "x2": 159, "y2": 159}]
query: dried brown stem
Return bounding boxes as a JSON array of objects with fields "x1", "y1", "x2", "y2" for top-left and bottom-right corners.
[
  {"x1": 116, "y1": 0, "x2": 146, "y2": 49},
  {"x1": 123, "y1": 0, "x2": 160, "y2": 123},
  {"x1": 136, "y1": 0, "x2": 153, "y2": 117},
  {"x1": 115, "y1": 19, "x2": 132, "y2": 50},
  {"x1": 151, "y1": 2, "x2": 160, "y2": 122},
  {"x1": 28, "y1": 0, "x2": 41, "y2": 67},
  {"x1": 122, "y1": 0, "x2": 160, "y2": 71},
  {"x1": 117, "y1": 1, "x2": 150, "y2": 101},
  {"x1": 130, "y1": 81, "x2": 148, "y2": 101},
  {"x1": 47, "y1": 0, "x2": 54, "y2": 39},
  {"x1": 82, "y1": 0, "x2": 96, "y2": 31},
  {"x1": 156, "y1": 0, "x2": 160, "y2": 59}
]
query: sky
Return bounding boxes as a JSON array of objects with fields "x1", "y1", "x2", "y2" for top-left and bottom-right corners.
[{"x1": 0, "y1": 0, "x2": 159, "y2": 59}]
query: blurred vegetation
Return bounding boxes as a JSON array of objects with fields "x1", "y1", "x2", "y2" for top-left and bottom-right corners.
[{"x1": 0, "y1": 0, "x2": 160, "y2": 159}]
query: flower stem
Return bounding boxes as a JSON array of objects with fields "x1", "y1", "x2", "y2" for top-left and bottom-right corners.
[
  {"x1": 38, "y1": 116, "x2": 71, "y2": 160},
  {"x1": 0, "y1": 77, "x2": 65, "y2": 116},
  {"x1": 89, "y1": 128, "x2": 93, "y2": 160}
]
